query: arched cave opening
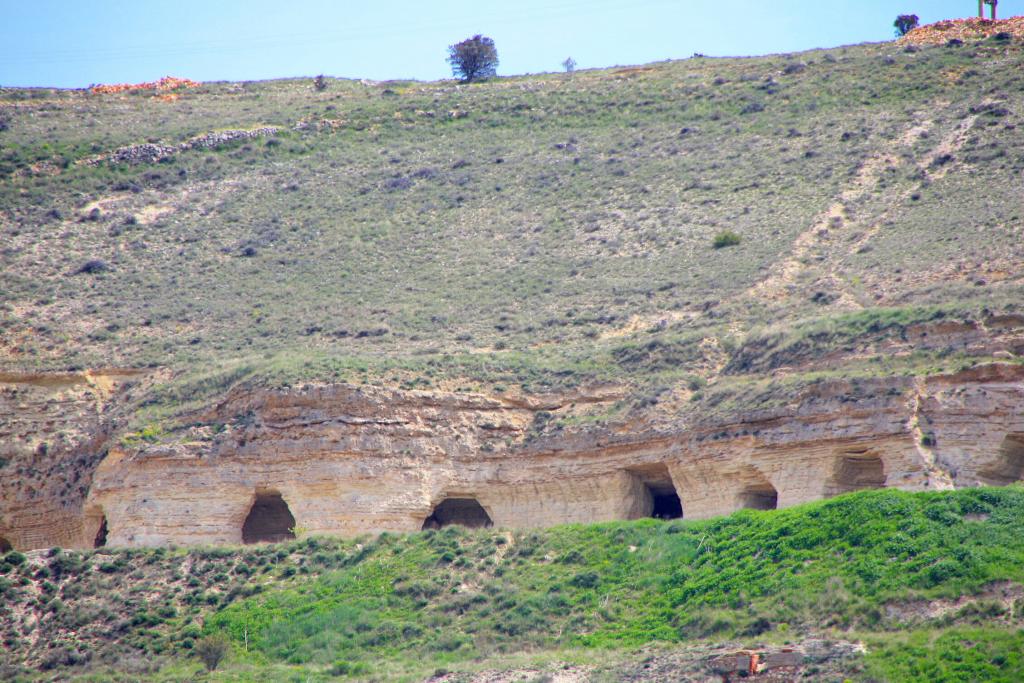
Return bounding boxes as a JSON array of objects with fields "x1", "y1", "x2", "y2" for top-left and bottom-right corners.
[
  {"x1": 829, "y1": 449, "x2": 886, "y2": 495},
  {"x1": 627, "y1": 463, "x2": 684, "y2": 520},
  {"x1": 422, "y1": 498, "x2": 493, "y2": 530},
  {"x1": 242, "y1": 491, "x2": 297, "y2": 544},
  {"x1": 0, "y1": 537, "x2": 11, "y2": 553},
  {"x1": 739, "y1": 482, "x2": 779, "y2": 511},
  {"x1": 94, "y1": 515, "x2": 108, "y2": 548},
  {"x1": 978, "y1": 434, "x2": 1024, "y2": 486}
]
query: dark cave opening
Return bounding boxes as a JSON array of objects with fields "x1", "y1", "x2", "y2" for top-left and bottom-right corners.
[
  {"x1": 422, "y1": 498, "x2": 493, "y2": 530},
  {"x1": 650, "y1": 489, "x2": 683, "y2": 519},
  {"x1": 94, "y1": 515, "x2": 108, "y2": 548},
  {"x1": 0, "y1": 537, "x2": 10, "y2": 553},
  {"x1": 242, "y1": 491, "x2": 297, "y2": 544},
  {"x1": 628, "y1": 463, "x2": 684, "y2": 520}
]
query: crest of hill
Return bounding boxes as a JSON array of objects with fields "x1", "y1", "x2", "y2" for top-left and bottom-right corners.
[{"x1": 902, "y1": 15, "x2": 1024, "y2": 45}]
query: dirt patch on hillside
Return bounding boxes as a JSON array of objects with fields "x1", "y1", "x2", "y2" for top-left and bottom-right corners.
[
  {"x1": 426, "y1": 640, "x2": 867, "y2": 682},
  {"x1": 428, "y1": 667, "x2": 590, "y2": 683},
  {"x1": 883, "y1": 581, "x2": 1024, "y2": 625}
]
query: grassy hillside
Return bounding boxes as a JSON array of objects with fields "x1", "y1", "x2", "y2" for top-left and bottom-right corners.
[
  {"x1": 2, "y1": 36, "x2": 1023, "y2": 423},
  {"x1": 3, "y1": 28, "x2": 1024, "y2": 683},
  {"x1": 4, "y1": 487, "x2": 1024, "y2": 680}
]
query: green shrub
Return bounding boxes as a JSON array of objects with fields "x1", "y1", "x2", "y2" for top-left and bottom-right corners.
[
  {"x1": 866, "y1": 628, "x2": 1024, "y2": 681},
  {"x1": 712, "y1": 230, "x2": 742, "y2": 249},
  {"x1": 329, "y1": 660, "x2": 369, "y2": 676},
  {"x1": 893, "y1": 14, "x2": 919, "y2": 37},
  {"x1": 570, "y1": 571, "x2": 600, "y2": 588}
]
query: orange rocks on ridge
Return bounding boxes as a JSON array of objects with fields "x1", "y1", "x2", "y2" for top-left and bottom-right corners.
[
  {"x1": 89, "y1": 76, "x2": 199, "y2": 96},
  {"x1": 901, "y1": 16, "x2": 1024, "y2": 46}
]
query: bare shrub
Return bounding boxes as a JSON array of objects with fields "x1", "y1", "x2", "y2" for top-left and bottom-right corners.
[{"x1": 194, "y1": 633, "x2": 230, "y2": 672}]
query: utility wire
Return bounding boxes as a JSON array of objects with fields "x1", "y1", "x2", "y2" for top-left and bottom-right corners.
[{"x1": 2, "y1": 0, "x2": 673, "y2": 65}]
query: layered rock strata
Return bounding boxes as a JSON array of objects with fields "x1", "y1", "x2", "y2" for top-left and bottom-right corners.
[
  {"x1": 0, "y1": 370, "x2": 144, "y2": 550},
  {"x1": 2, "y1": 361, "x2": 1022, "y2": 551},
  {"x1": 63, "y1": 363, "x2": 1023, "y2": 549}
]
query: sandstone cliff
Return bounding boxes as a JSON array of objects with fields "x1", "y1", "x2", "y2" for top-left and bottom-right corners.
[
  {"x1": 4, "y1": 358, "x2": 1020, "y2": 551},
  {"x1": 0, "y1": 370, "x2": 145, "y2": 550}
]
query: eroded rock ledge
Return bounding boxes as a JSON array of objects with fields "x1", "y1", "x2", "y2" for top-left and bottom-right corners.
[
  {"x1": 0, "y1": 369, "x2": 147, "y2": 551},
  {"x1": 3, "y1": 364, "x2": 1021, "y2": 550}
]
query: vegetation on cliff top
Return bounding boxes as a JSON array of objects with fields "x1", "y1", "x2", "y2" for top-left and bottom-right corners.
[{"x1": 4, "y1": 487, "x2": 1024, "y2": 680}]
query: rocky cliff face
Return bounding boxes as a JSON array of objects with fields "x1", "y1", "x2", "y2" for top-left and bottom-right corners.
[
  {"x1": 2, "y1": 362, "x2": 1014, "y2": 551},
  {"x1": 3, "y1": 317, "x2": 1023, "y2": 552},
  {"x1": 0, "y1": 370, "x2": 145, "y2": 551}
]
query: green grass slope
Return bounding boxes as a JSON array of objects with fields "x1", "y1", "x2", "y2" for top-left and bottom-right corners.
[
  {"x1": 4, "y1": 487, "x2": 1024, "y2": 680},
  {"x1": 1, "y1": 37, "x2": 1023, "y2": 421}
]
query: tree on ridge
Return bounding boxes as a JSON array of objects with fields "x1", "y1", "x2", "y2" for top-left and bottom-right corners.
[
  {"x1": 447, "y1": 35, "x2": 499, "y2": 83},
  {"x1": 894, "y1": 14, "x2": 920, "y2": 36}
]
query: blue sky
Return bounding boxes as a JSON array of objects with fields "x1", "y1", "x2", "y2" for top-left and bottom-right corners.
[{"x1": 2, "y1": 1, "x2": 1022, "y2": 88}]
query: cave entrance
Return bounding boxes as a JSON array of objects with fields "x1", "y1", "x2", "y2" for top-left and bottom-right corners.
[
  {"x1": 242, "y1": 490, "x2": 297, "y2": 544},
  {"x1": 84, "y1": 507, "x2": 108, "y2": 549},
  {"x1": 0, "y1": 537, "x2": 10, "y2": 553},
  {"x1": 628, "y1": 463, "x2": 683, "y2": 519},
  {"x1": 978, "y1": 434, "x2": 1024, "y2": 486},
  {"x1": 94, "y1": 515, "x2": 108, "y2": 548},
  {"x1": 651, "y1": 488, "x2": 683, "y2": 519},
  {"x1": 829, "y1": 448, "x2": 886, "y2": 496},
  {"x1": 739, "y1": 478, "x2": 778, "y2": 511},
  {"x1": 422, "y1": 498, "x2": 493, "y2": 530}
]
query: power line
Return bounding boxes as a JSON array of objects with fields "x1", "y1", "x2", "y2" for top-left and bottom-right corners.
[{"x1": 2, "y1": 0, "x2": 669, "y2": 65}]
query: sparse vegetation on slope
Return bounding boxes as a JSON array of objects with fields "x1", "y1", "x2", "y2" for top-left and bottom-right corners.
[{"x1": 1, "y1": 36, "x2": 1022, "y2": 425}]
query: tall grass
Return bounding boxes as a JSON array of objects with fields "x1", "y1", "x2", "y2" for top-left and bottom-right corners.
[{"x1": 207, "y1": 487, "x2": 1024, "y2": 670}]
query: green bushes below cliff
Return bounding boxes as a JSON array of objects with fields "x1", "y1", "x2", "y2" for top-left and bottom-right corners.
[
  {"x1": 4, "y1": 487, "x2": 1024, "y2": 680},
  {"x1": 205, "y1": 487, "x2": 1024, "y2": 679}
]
